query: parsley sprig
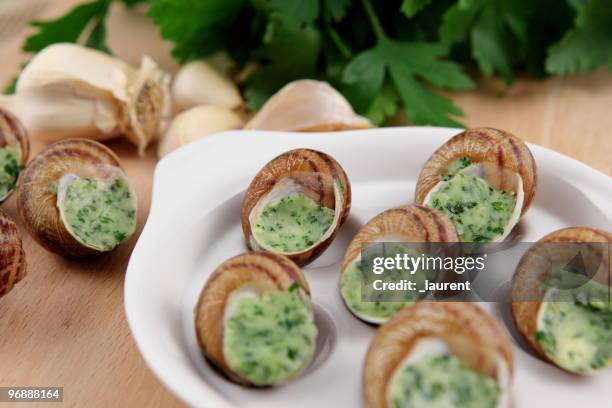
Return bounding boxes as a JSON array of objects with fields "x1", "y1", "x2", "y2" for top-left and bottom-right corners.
[{"x1": 9, "y1": 0, "x2": 612, "y2": 125}]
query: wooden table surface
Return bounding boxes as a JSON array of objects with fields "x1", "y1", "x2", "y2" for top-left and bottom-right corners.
[{"x1": 0, "y1": 2, "x2": 610, "y2": 408}]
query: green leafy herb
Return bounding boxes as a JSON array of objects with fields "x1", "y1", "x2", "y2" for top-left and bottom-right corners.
[{"x1": 12, "y1": 0, "x2": 612, "y2": 127}]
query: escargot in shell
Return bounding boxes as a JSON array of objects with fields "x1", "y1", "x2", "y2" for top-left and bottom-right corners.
[
  {"x1": 340, "y1": 205, "x2": 459, "y2": 324},
  {"x1": 195, "y1": 252, "x2": 317, "y2": 387},
  {"x1": 363, "y1": 302, "x2": 513, "y2": 408},
  {"x1": 415, "y1": 127, "x2": 537, "y2": 243},
  {"x1": 0, "y1": 209, "x2": 26, "y2": 298},
  {"x1": 0, "y1": 109, "x2": 29, "y2": 203},
  {"x1": 242, "y1": 148, "x2": 351, "y2": 266},
  {"x1": 18, "y1": 139, "x2": 137, "y2": 258},
  {"x1": 512, "y1": 227, "x2": 611, "y2": 374}
]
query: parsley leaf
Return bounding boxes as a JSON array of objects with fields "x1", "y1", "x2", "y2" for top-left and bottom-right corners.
[
  {"x1": 23, "y1": 0, "x2": 111, "y2": 53},
  {"x1": 245, "y1": 25, "x2": 321, "y2": 109},
  {"x1": 401, "y1": 0, "x2": 433, "y2": 18},
  {"x1": 546, "y1": 0, "x2": 612, "y2": 74},
  {"x1": 266, "y1": 0, "x2": 319, "y2": 28},
  {"x1": 324, "y1": 0, "x2": 352, "y2": 22},
  {"x1": 149, "y1": 0, "x2": 249, "y2": 62},
  {"x1": 364, "y1": 82, "x2": 399, "y2": 125},
  {"x1": 439, "y1": 0, "x2": 531, "y2": 84},
  {"x1": 343, "y1": 6, "x2": 474, "y2": 127}
]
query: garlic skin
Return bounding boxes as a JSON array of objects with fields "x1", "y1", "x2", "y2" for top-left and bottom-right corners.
[
  {"x1": 158, "y1": 105, "x2": 244, "y2": 158},
  {"x1": 2, "y1": 43, "x2": 171, "y2": 154},
  {"x1": 245, "y1": 79, "x2": 371, "y2": 131},
  {"x1": 172, "y1": 59, "x2": 243, "y2": 112}
]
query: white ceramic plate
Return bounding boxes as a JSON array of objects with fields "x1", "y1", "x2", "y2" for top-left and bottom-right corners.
[{"x1": 125, "y1": 127, "x2": 612, "y2": 408}]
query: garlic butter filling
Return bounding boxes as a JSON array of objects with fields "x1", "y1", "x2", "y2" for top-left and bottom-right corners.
[
  {"x1": 388, "y1": 353, "x2": 500, "y2": 408},
  {"x1": 0, "y1": 145, "x2": 23, "y2": 198},
  {"x1": 536, "y1": 273, "x2": 611, "y2": 373},
  {"x1": 426, "y1": 157, "x2": 516, "y2": 242},
  {"x1": 222, "y1": 287, "x2": 317, "y2": 386},
  {"x1": 341, "y1": 244, "x2": 435, "y2": 322},
  {"x1": 252, "y1": 192, "x2": 334, "y2": 253},
  {"x1": 57, "y1": 172, "x2": 137, "y2": 251}
]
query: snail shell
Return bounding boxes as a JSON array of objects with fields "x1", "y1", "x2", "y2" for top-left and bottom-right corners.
[
  {"x1": 511, "y1": 227, "x2": 611, "y2": 373},
  {"x1": 363, "y1": 302, "x2": 513, "y2": 408},
  {"x1": 17, "y1": 139, "x2": 137, "y2": 258},
  {"x1": 0, "y1": 109, "x2": 30, "y2": 203},
  {"x1": 241, "y1": 148, "x2": 351, "y2": 266},
  {"x1": 340, "y1": 205, "x2": 460, "y2": 324},
  {"x1": 415, "y1": 127, "x2": 537, "y2": 242},
  {"x1": 195, "y1": 252, "x2": 314, "y2": 386},
  {"x1": 0, "y1": 209, "x2": 26, "y2": 298},
  {"x1": 245, "y1": 80, "x2": 371, "y2": 131}
]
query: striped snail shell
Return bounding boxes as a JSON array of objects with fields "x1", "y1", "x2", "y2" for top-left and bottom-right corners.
[
  {"x1": 0, "y1": 209, "x2": 26, "y2": 298},
  {"x1": 511, "y1": 227, "x2": 611, "y2": 374},
  {"x1": 195, "y1": 252, "x2": 315, "y2": 387},
  {"x1": 363, "y1": 302, "x2": 513, "y2": 408},
  {"x1": 241, "y1": 148, "x2": 351, "y2": 266},
  {"x1": 0, "y1": 108, "x2": 30, "y2": 203},
  {"x1": 17, "y1": 139, "x2": 137, "y2": 258},
  {"x1": 339, "y1": 205, "x2": 460, "y2": 324},
  {"x1": 415, "y1": 127, "x2": 537, "y2": 242}
]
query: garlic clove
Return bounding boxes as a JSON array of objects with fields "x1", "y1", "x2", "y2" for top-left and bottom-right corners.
[
  {"x1": 14, "y1": 43, "x2": 171, "y2": 153},
  {"x1": 157, "y1": 105, "x2": 244, "y2": 158},
  {"x1": 0, "y1": 84, "x2": 122, "y2": 142},
  {"x1": 172, "y1": 59, "x2": 244, "y2": 112},
  {"x1": 245, "y1": 79, "x2": 372, "y2": 131},
  {"x1": 0, "y1": 109, "x2": 30, "y2": 202},
  {"x1": 0, "y1": 209, "x2": 27, "y2": 298},
  {"x1": 17, "y1": 138, "x2": 138, "y2": 258}
]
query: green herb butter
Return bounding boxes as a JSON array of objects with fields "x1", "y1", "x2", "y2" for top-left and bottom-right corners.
[
  {"x1": 223, "y1": 289, "x2": 317, "y2": 386},
  {"x1": 427, "y1": 158, "x2": 516, "y2": 242},
  {"x1": 340, "y1": 245, "x2": 433, "y2": 321},
  {"x1": 388, "y1": 354, "x2": 500, "y2": 408},
  {"x1": 0, "y1": 144, "x2": 23, "y2": 199},
  {"x1": 536, "y1": 275, "x2": 612, "y2": 373},
  {"x1": 252, "y1": 192, "x2": 334, "y2": 253},
  {"x1": 58, "y1": 175, "x2": 137, "y2": 251}
]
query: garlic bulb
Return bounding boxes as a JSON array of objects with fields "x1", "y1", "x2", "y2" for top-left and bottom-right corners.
[
  {"x1": 172, "y1": 59, "x2": 243, "y2": 112},
  {"x1": 245, "y1": 80, "x2": 371, "y2": 131},
  {"x1": 0, "y1": 43, "x2": 171, "y2": 154},
  {"x1": 158, "y1": 105, "x2": 244, "y2": 158}
]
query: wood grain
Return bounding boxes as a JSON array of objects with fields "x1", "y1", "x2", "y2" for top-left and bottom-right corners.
[{"x1": 0, "y1": 1, "x2": 611, "y2": 408}]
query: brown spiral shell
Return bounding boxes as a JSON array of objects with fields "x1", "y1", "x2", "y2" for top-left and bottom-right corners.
[
  {"x1": 0, "y1": 108, "x2": 30, "y2": 202},
  {"x1": 17, "y1": 138, "x2": 124, "y2": 258},
  {"x1": 511, "y1": 227, "x2": 611, "y2": 371},
  {"x1": 341, "y1": 205, "x2": 460, "y2": 273},
  {"x1": 241, "y1": 148, "x2": 351, "y2": 266},
  {"x1": 0, "y1": 209, "x2": 26, "y2": 298},
  {"x1": 194, "y1": 252, "x2": 311, "y2": 386},
  {"x1": 363, "y1": 302, "x2": 514, "y2": 408},
  {"x1": 415, "y1": 127, "x2": 537, "y2": 214}
]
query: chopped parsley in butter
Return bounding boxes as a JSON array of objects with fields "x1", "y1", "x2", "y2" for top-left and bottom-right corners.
[
  {"x1": 0, "y1": 144, "x2": 23, "y2": 199},
  {"x1": 58, "y1": 175, "x2": 137, "y2": 251},
  {"x1": 252, "y1": 192, "x2": 334, "y2": 253},
  {"x1": 223, "y1": 288, "x2": 317, "y2": 386},
  {"x1": 427, "y1": 157, "x2": 516, "y2": 242},
  {"x1": 536, "y1": 273, "x2": 611, "y2": 373},
  {"x1": 388, "y1": 354, "x2": 500, "y2": 408}
]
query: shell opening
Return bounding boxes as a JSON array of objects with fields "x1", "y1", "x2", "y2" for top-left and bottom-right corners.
[
  {"x1": 423, "y1": 162, "x2": 524, "y2": 243},
  {"x1": 221, "y1": 283, "x2": 317, "y2": 386},
  {"x1": 248, "y1": 175, "x2": 344, "y2": 255},
  {"x1": 385, "y1": 337, "x2": 509, "y2": 408},
  {"x1": 56, "y1": 166, "x2": 138, "y2": 252}
]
